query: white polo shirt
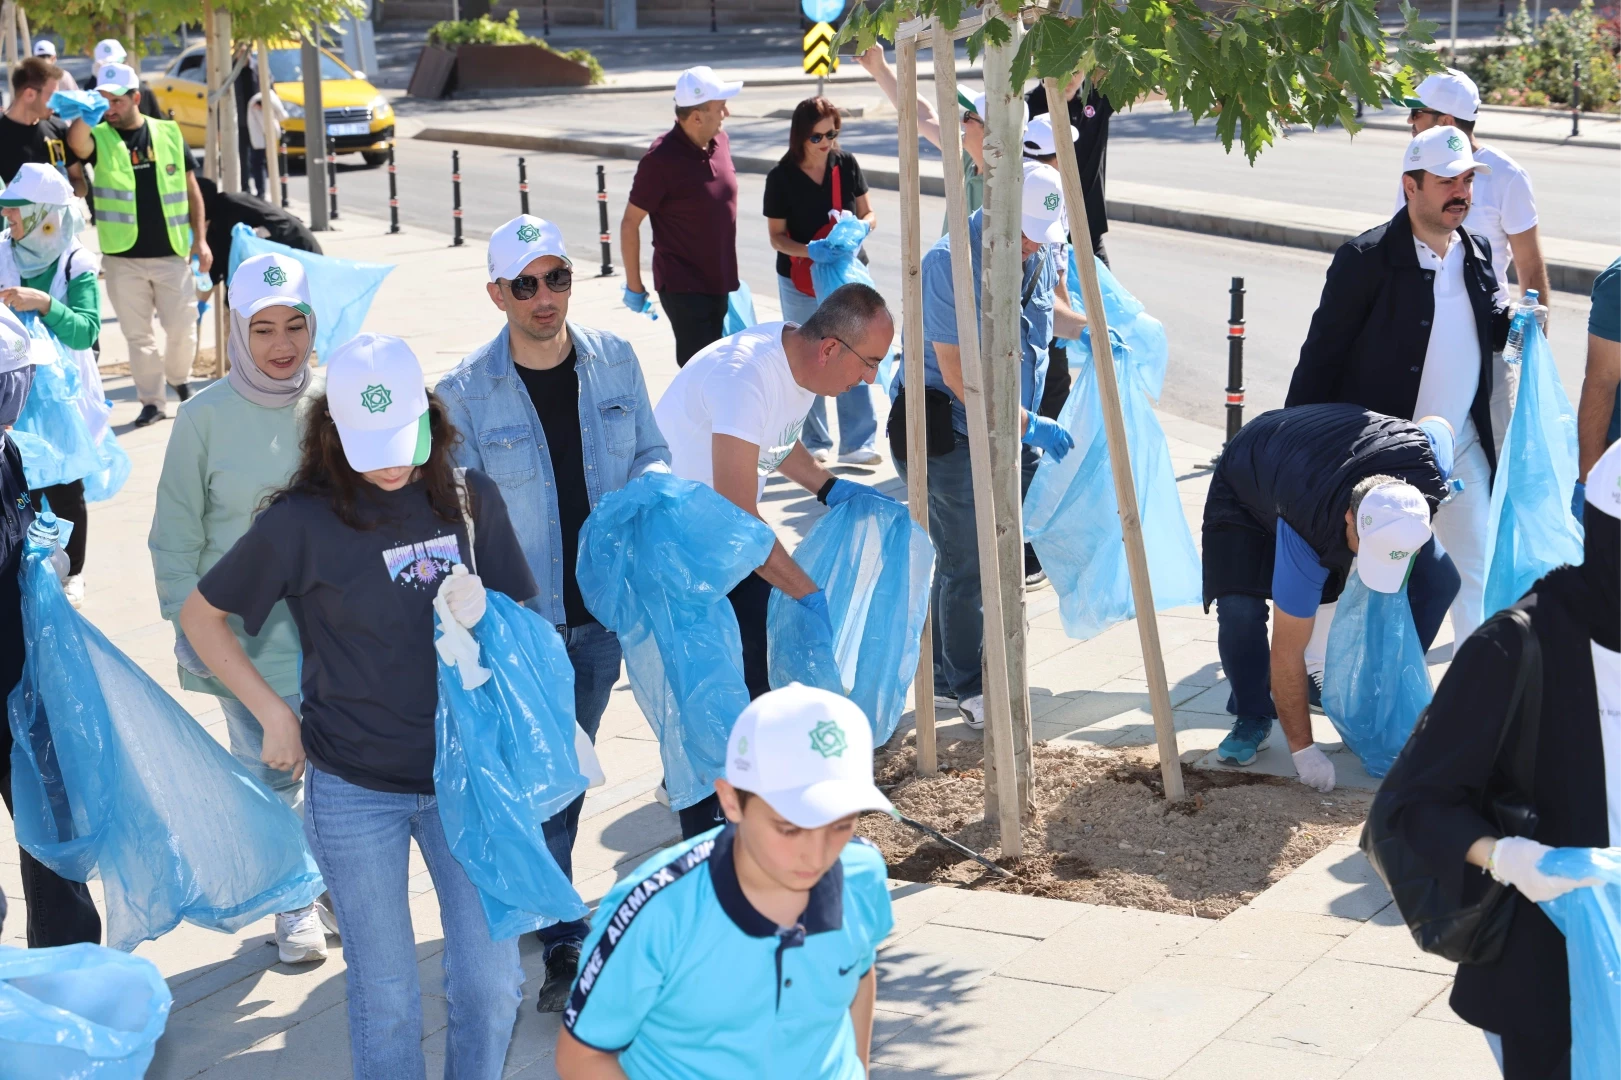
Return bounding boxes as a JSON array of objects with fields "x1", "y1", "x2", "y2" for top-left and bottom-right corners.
[
  {"x1": 1393, "y1": 143, "x2": 1538, "y2": 289},
  {"x1": 1412, "y1": 233, "x2": 1481, "y2": 437}
]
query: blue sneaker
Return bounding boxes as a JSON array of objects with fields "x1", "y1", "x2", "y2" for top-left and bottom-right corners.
[
  {"x1": 1216, "y1": 716, "x2": 1273, "y2": 766},
  {"x1": 1307, "y1": 671, "x2": 1324, "y2": 714}
]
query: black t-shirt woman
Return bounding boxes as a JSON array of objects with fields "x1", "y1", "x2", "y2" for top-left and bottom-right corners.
[
  {"x1": 761, "y1": 97, "x2": 882, "y2": 462},
  {"x1": 181, "y1": 333, "x2": 538, "y2": 1080}
]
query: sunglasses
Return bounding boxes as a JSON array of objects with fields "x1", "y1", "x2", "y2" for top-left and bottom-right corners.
[
  {"x1": 808, "y1": 129, "x2": 840, "y2": 144},
  {"x1": 504, "y1": 267, "x2": 572, "y2": 300}
]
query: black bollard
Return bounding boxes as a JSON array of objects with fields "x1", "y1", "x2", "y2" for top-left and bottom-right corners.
[
  {"x1": 387, "y1": 143, "x2": 400, "y2": 234},
  {"x1": 1224, "y1": 276, "x2": 1246, "y2": 450},
  {"x1": 451, "y1": 150, "x2": 464, "y2": 247},
  {"x1": 596, "y1": 164, "x2": 614, "y2": 277},
  {"x1": 1573, "y1": 61, "x2": 1582, "y2": 137},
  {"x1": 327, "y1": 153, "x2": 339, "y2": 220},
  {"x1": 519, "y1": 157, "x2": 530, "y2": 216},
  {"x1": 278, "y1": 139, "x2": 290, "y2": 209}
]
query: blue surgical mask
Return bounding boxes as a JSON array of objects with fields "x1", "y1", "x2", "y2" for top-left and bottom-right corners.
[{"x1": 0, "y1": 367, "x2": 36, "y2": 428}]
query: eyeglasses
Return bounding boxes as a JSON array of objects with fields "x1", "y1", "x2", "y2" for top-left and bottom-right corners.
[
  {"x1": 832, "y1": 336, "x2": 883, "y2": 372},
  {"x1": 504, "y1": 267, "x2": 572, "y2": 300},
  {"x1": 808, "y1": 130, "x2": 840, "y2": 144}
]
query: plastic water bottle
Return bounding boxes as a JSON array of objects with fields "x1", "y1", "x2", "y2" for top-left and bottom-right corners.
[
  {"x1": 26, "y1": 510, "x2": 70, "y2": 582},
  {"x1": 1502, "y1": 289, "x2": 1541, "y2": 366}
]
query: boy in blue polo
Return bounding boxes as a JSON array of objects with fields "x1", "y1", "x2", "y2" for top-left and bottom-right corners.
[{"x1": 556, "y1": 684, "x2": 895, "y2": 1079}]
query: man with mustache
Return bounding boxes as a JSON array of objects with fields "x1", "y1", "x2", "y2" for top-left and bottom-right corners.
[{"x1": 1287, "y1": 126, "x2": 1511, "y2": 684}]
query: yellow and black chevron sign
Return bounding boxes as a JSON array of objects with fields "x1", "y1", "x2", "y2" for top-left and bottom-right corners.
[{"x1": 803, "y1": 22, "x2": 837, "y2": 76}]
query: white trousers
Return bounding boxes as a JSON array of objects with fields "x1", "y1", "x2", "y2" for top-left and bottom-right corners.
[
  {"x1": 102, "y1": 254, "x2": 197, "y2": 407},
  {"x1": 1431, "y1": 418, "x2": 1493, "y2": 643}
]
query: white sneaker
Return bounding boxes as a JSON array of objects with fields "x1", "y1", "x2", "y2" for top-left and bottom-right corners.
[
  {"x1": 275, "y1": 904, "x2": 329, "y2": 964},
  {"x1": 959, "y1": 694, "x2": 985, "y2": 730},
  {"x1": 653, "y1": 782, "x2": 670, "y2": 807},
  {"x1": 838, "y1": 448, "x2": 884, "y2": 465},
  {"x1": 811, "y1": 447, "x2": 834, "y2": 464},
  {"x1": 316, "y1": 896, "x2": 340, "y2": 939},
  {"x1": 63, "y1": 575, "x2": 85, "y2": 609}
]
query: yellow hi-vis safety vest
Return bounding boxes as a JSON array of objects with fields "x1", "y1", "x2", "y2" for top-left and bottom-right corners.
[{"x1": 89, "y1": 119, "x2": 191, "y2": 257}]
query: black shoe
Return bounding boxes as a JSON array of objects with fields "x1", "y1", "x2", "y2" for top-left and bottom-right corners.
[
  {"x1": 1308, "y1": 671, "x2": 1325, "y2": 713},
  {"x1": 174, "y1": 381, "x2": 192, "y2": 403},
  {"x1": 536, "y1": 944, "x2": 580, "y2": 1013},
  {"x1": 132, "y1": 404, "x2": 166, "y2": 428},
  {"x1": 1024, "y1": 544, "x2": 1048, "y2": 589}
]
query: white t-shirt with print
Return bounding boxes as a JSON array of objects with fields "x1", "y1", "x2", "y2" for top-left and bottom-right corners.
[
  {"x1": 655, "y1": 321, "x2": 816, "y2": 492},
  {"x1": 1393, "y1": 143, "x2": 1538, "y2": 289},
  {"x1": 1593, "y1": 641, "x2": 1621, "y2": 843}
]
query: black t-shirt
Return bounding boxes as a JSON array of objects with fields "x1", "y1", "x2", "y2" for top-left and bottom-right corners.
[
  {"x1": 204, "y1": 190, "x2": 323, "y2": 284},
  {"x1": 762, "y1": 149, "x2": 869, "y2": 279},
  {"x1": 515, "y1": 346, "x2": 595, "y2": 628},
  {"x1": 1026, "y1": 84, "x2": 1114, "y2": 248},
  {"x1": 0, "y1": 114, "x2": 71, "y2": 184},
  {"x1": 198, "y1": 469, "x2": 538, "y2": 794},
  {"x1": 83, "y1": 121, "x2": 198, "y2": 259}
]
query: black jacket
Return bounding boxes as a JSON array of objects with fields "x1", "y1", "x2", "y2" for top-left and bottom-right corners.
[
  {"x1": 1383, "y1": 566, "x2": 1607, "y2": 1044},
  {"x1": 1287, "y1": 206, "x2": 1511, "y2": 475},
  {"x1": 197, "y1": 184, "x2": 322, "y2": 285}
]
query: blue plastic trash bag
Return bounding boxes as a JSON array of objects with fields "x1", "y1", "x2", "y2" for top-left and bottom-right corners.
[
  {"x1": 7, "y1": 541, "x2": 324, "y2": 951},
  {"x1": 47, "y1": 90, "x2": 108, "y2": 126},
  {"x1": 1024, "y1": 255, "x2": 1199, "y2": 641},
  {"x1": 228, "y1": 223, "x2": 392, "y2": 362},
  {"x1": 1483, "y1": 314, "x2": 1583, "y2": 621},
  {"x1": 578, "y1": 473, "x2": 774, "y2": 811},
  {"x1": 724, "y1": 281, "x2": 758, "y2": 336},
  {"x1": 0, "y1": 943, "x2": 171, "y2": 1079},
  {"x1": 1538, "y1": 847, "x2": 1621, "y2": 1080},
  {"x1": 807, "y1": 213, "x2": 874, "y2": 301},
  {"x1": 766, "y1": 493, "x2": 934, "y2": 745},
  {"x1": 1320, "y1": 573, "x2": 1433, "y2": 777},
  {"x1": 1060, "y1": 248, "x2": 1170, "y2": 399},
  {"x1": 433, "y1": 589, "x2": 590, "y2": 940},
  {"x1": 11, "y1": 314, "x2": 103, "y2": 491}
]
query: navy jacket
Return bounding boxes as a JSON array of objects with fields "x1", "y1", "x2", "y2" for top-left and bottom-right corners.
[{"x1": 1287, "y1": 207, "x2": 1511, "y2": 474}]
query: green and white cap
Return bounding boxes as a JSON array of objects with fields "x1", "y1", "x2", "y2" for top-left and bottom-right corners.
[
  {"x1": 725, "y1": 683, "x2": 894, "y2": 829},
  {"x1": 488, "y1": 214, "x2": 569, "y2": 283},
  {"x1": 1354, "y1": 481, "x2": 1433, "y2": 594},
  {"x1": 94, "y1": 62, "x2": 140, "y2": 97},
  {"x1": 0, "y1": 162, "x2": 74, "y2": 207},
  {"x1": 325, "y1": 333, "x2": 431, "y2": 473},
  {"x1": 1402, "y1": 125, "x2": 1491, "y2": 180},
  {"x1": 229, "y1": 253, "x2": 313, "y2": 318}
]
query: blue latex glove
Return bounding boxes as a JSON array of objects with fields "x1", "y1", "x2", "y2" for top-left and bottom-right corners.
[
  {"x1": 797, "y1": 589, "x2": 835, "y2": 641},
  {"x1": 1022, "y1": 414, "x2": 1075, "y2": 461},
  {"x1": 49, "y1": 89, "x2": 108, "y2": 125},
  {"x1": 1417, "y1": 418, "x2": 1456, "y2": 479},
  {"x1": 824, "y1": 478, "x2": 902, "y2": 509},
  {"x1": 621, "y1": 287, "x2": 658, "y2": 320},
  {"x1": 1573, "y1": 480, "x2": 1586, "y2": 523}
]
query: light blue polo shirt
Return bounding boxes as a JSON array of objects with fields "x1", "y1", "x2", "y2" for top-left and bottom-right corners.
[
  {"x1": 563, "y1": 824, "x2": 894, "y2": 1079},
  {"x1": 898, "y1": 207, "x2": 1056, "y2": 436}
]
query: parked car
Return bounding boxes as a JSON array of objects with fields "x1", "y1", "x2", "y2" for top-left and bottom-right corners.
[{"x1": 145, "y1": 41, "x2": 395, "y2": 168}]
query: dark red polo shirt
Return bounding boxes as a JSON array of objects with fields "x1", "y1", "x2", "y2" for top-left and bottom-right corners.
[{"x1": 627, "y1": 125, "x2": 739, "y2": 297}]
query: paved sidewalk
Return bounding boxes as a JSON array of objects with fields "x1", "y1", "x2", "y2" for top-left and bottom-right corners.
[{"x1": 0, "y1": 209, "x2": 1492, "y2": 1078}]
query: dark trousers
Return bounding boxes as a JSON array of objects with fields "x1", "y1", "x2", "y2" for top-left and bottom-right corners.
[
  {"x1": 1498, "y1": 1027, "x2": 1569, "y2": 1079},
  {"x1": 30, "y1": 480, "x2": 86, "y2": 577},
  {"x1": 0, "y1": 713, "x2": 101, "y2": 948},
  {"x1": 1214, "y1": 538, "x2": 1459, "y2": 719},
  {"x1": 248, "y1": 147, "x2": 269, "y2": 200},
  {"x1": 658, "y1": 291, "x2": 729, "y2": 367},
  {"x1": 676, "y1": 571, "x2": 771, "y2": 840}
]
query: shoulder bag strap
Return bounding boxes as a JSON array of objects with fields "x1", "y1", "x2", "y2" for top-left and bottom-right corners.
[
  {"x1": 831, "y1": 156, "x2": 843, "y2": 214},
  {"x1": 1496, "y1": 607, "x2": 1543, "y2": 801},
  {"x1": 453, "y1": 467, "x2": 477, "y2": 576}
]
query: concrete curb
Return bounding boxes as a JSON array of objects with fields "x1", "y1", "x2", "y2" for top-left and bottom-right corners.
[
  {"x1": 1356, "y1": 114, "x2": 1621, "y2": 151},
  {"x1": 414, "y1": 126, "x2": 1606, "y2": 294}
]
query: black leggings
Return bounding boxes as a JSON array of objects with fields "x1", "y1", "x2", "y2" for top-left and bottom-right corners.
[{"x1": 30, "y1": 480, "x2": 86, "y2": 577}]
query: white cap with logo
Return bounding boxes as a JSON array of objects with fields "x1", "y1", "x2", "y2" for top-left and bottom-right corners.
[
  {"x1": 965, "y1": 90, "x2": 1030, "y2": 130},
  {"x1": 0, "y1": 305, "x2": 31, "y2": 375},
  {"x1": 94, "y1": 39, "x2": 128, "y2": 66},
  {"x1": 1402, "y1": 124, "x2": 1491, "y2": 179},
  {"x1": 0, "y1": 162, "x2": 74, "y2": 207},
  {"x1": 1021, "y1": 161, "x2": 1068, "y2": 245},
  {"x1": 1405, "y1": 68, "x2": 1480, "y2": 122},
  {"x1": 1585, "y1": 440, "x2": 1621, "y2": 521},
  {"x1": 487, "y1": 215, "x2": 569, "y2": 283},
  {"x1": 725, "y1": 684, "x2": 895, "y2": 829},
  {"x1": 1023, "y1": 114, "x2": 1077, "y2": 158},
  {"x1": 230, "y1": 253, "x2": 313, "y2": 318},
  {"x1": 1354, "y1": 481, "x2": 1434, "y2": 593},
  {"x1": 95, "y1": 63, "x2": 140, "y2": 97},
  {"x1": 32, "y1": 40, "x2": 55, "y2": 58},
  {"x1": 325, "y1": 333, "x2": 432, "y2": 473},
  {"x1": 674, "y1": 65, "x2": 743, "y2": 108}
]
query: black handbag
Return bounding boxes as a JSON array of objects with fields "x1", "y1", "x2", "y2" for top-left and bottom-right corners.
[
  {"x1": 886, "y1": 386, "x2": 956, "y2": 464},
  {"x1": 1360, "y1": 607, "x2": 1543, "y2": 964}
]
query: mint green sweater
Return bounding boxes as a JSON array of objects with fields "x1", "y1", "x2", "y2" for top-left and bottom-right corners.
[{"x1": 148, "y1": 374, "x2": 321, "y2": 698}]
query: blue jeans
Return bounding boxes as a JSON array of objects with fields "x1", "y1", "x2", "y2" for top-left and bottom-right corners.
[
  {"x1": 304, "y1": 767, "x2": 522, "y2": 1080},
  {"x1": 777, "y1": 276, "x2": 878, "y2": 455},
  {"x1": 1216, "y1": 537, "x2": 1460, "y2": 718},
  {"x1": 896, "y1": 439, "x2": 983, "y2": 699},
  {"x1": 218, "y1": 694, "x2": 304, "y2": 812},
  {"x1": 536, "y1": 622, "x2": 622, "y2": 959}
]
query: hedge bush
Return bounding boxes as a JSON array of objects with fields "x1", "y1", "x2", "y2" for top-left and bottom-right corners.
[
  {"x1": 1454, "y1": 1, "x2": 1620, "y2": 112},
  {"x1": 426, "y1": 11, "x2": 606, "y2": 84}
]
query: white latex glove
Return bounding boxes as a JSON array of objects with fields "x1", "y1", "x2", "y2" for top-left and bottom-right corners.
[
  {"x1": 1291, "y1": 744, "x2": 1337, "y2": 793},
  {"x1": 440, "y1": 564, "x2": 487, "y2": 628},
  {"x1": 1488, "y1": 836, "x2": 1601, "y2": 903},
  {"x1": 432, "y1": 573, "x2": 492, "y2": 692}
]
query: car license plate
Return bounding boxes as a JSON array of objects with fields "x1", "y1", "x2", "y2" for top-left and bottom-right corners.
[{"x1": 328, "y1": 122, "x2": 370, "y2": 137}]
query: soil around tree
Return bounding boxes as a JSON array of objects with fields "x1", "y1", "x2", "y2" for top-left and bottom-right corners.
[{"x1": 859, "y1": 733, "x2": 1374, "y2": 920}]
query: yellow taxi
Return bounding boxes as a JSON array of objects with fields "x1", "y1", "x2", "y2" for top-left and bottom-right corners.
[{"x1": 145, "y1": 41, "x2": 395, "y2": 167}]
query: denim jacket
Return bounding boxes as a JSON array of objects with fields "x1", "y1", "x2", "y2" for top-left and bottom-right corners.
[{"x1": 436, "y1": 322, "x2": 670, "y2": 626}]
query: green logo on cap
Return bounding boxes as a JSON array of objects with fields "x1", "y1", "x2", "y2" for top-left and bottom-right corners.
[
  {"x1": 360, "y1": 383, "x2": 393, "y2": 414},
  {"x1": 1043, "y1": 192, "x2": 1060, "y2": 212},
  {"x1": 1361, "y1": 513, "x2": 1373, "y2": 527},
  {"x1": 516, "y1": 223, "x2": 541, "y2": 243},
  {"x1": 809, "y1": 720, "x2": 847, "y2": 759},
  {"x1": 737, "y1": 736, "x2": 749, "y2": 755},
  {"x1": 1447, "y1": 132, "x2": 1465, "y2": 152},
  {"x1": 262, "y1": 265, "x2": 288, "y2": 287},
  {"x1": 1389, "y1": 549, "x2": 1410, "y2": 561}
]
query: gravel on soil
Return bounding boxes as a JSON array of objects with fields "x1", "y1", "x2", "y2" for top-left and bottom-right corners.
[{"x1": 859, "y1": 733, "x2": 1373, "y2": 919}]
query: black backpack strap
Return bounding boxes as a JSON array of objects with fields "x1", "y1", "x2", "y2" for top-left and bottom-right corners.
[{"x1": 1496, "y1": 607, "x2": 1543, "y2": 803}]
